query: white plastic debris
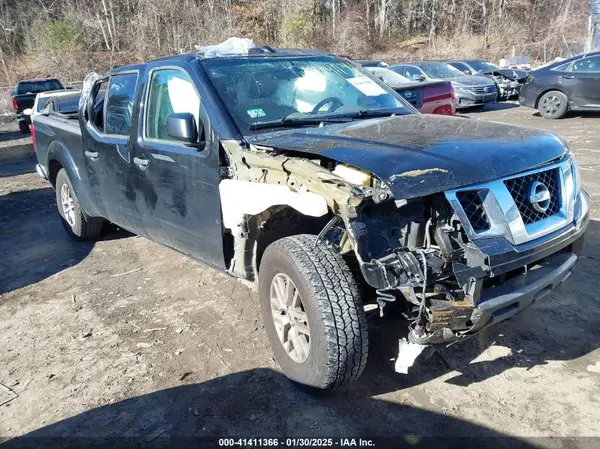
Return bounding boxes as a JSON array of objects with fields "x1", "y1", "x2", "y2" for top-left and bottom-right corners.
[
  {"x1": 195, "y1": 37, "x2": 256, "y2": 58},
  {"x1": 394, "y1": 338, "x2": 428, "y2": 374}
]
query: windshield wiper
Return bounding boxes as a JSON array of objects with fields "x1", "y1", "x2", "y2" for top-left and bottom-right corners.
[
  {"x1": 341, "y1": 109, "x2": 406, "y2": 119},
  {"x1": 249, "y1": 116, "x2": 352, "y2": 131}
]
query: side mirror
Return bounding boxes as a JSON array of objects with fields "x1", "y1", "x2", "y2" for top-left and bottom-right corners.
[
  {"x1": 167, "y1": 112, "x2": 204, "y2": 148},
  {"x1": 412, "y1": 74, "x2": 426, "y2": 82},
  {"x1": 23, "y1": 108, "x2": 33, "y2": 116},
  {"x1": 463, "y1": 70, "x2": 472, "y2": 75}
]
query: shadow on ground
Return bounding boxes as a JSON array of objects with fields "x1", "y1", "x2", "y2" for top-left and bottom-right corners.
[
  {"x1": 356, "y1": 218, "x2": 600, "y2": 396},
  {"x1": 2, "y1": 369, "x2": 537, "y2": 449},
  {"x1": 480, "y1": 101, "x2": 521, "y2": 112},
  {"x1": 0, "y1": 187, "x2": 128, "y2": 294},
  {"x1": 532, "y1": 111, "x2": 600, "y2": 119}
]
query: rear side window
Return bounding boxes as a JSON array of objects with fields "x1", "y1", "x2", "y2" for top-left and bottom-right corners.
[
  {"x1": 105, "y1": 73, "x2": 138, "y2": 136},
  {"x1": 571, "y1": 56, "x2": 600, "y2": 73},
  {"x1": 88, "y1": 80, "x2": 108, "y2": 132},
  {"x1": 145, "y1": 69, "x2": 200, "y2": 142}
]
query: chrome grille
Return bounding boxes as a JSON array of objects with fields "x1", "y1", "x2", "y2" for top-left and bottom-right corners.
[
  {"x1": 470, "y1": 85, "x2": 497, "y2": 94},
  {"x1": 504, "y1": 168, "x2": 560, "y2": 225},
  {"x1": 445, "y1": 160, "x2": 576, "y2": 246},
  {"x1": 456, "y1": 190, "x2": 490, "y2": 232}
]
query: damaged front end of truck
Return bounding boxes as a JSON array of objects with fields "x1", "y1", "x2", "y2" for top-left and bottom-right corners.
[{"x1": 218, "y1": 118, "x2": 588, "y2": 373}]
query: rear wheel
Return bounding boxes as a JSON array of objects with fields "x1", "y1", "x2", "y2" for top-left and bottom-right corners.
[
  {"x1": 538, "y1": 90, "x2": 568, "y2": 119},
  {"x1": 259, "y1": 235, "x2": 368, "y2": 391},
  {"x1": 18, "y1": 121, "x2": 29, "y2": 134},
  {"x1": 55, "y1": 169, "x2": 103, "y2": 240}
]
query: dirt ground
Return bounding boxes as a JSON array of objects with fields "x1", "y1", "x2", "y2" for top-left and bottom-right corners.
[{"x1": 1, "y1": 104, "x2": 599, "y2": 448}]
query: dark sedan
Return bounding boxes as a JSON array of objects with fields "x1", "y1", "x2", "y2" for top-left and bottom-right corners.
[
  {"x1": 519, "y1": 51, "x2": 600, "y2": 119},
  {"x1": 446, "y1": 59, "x2": 528, "y2": 100},
  {"x1": 391, "y1": 61, "x2": 497, "y2": 109}
]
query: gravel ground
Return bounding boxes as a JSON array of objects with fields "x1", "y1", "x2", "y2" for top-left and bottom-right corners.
[{"x1": 0, "y1": 106, "x2": 599, "y2": 448}]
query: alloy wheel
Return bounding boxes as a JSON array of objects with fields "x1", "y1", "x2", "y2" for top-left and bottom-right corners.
[
  {"x1": 60, "y1": 183, "x2": 76, "y2": 228},
  {"x1": 270, "y1": 273, "x2": 311, "y2": 363}
]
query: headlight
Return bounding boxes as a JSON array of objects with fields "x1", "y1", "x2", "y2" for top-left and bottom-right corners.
[{"x1": 332, "y1": 164, "x2": 372, "y2": 186}]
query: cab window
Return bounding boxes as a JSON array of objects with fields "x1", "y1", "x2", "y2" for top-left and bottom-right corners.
[
  {"x1": 145, "y1": 69, "x2": 200, "y2": 142},
  {"x1": 105, "y1": 73, "x2": 138, "y2": 136}
]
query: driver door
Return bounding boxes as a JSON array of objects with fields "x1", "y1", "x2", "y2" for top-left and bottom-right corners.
[{"x1": 131, "y1": 64, "x2": 225, "y2": 268}]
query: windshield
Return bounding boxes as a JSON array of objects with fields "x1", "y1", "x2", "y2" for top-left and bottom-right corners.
[
  {"x1": 202, "y1": 55, "x2": 413, "y2": 133},
  {"x1": 17, "y1": 80, "x2": 63, "y2": 95},
  {"x1": 468, "y1": 60, "x2": 499, "y2": 72},
  {"x1": 419, "y1": 63, "x2": 464, "y2": 79},
  {"x1": 364, "y1": 67, "x2": 410, "y2": 86}
]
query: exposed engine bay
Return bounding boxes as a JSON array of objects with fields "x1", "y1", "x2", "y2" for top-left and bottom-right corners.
[
  {"x1": 493, "y1": 74, "x2": 523, "y2": 100},
  {"x1": 317, "y1": 191, "x2": 490, "y2": 346}
]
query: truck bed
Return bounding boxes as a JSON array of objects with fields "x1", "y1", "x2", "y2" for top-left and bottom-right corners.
[{"x1": 32, "y1": 112, "x2": 82, "y2": 173}]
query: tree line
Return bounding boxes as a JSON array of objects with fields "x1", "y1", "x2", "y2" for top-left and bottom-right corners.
[{"x1": 0, "y1": 0, "x2": 591, "y2": 84}]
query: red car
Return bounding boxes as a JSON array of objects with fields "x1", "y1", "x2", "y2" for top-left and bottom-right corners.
[{"x1": 363, "y1": 66, "x2": 456, "y2": 115}]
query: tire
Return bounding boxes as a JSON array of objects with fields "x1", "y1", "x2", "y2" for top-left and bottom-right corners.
[
  {"x1": 55, "y1": 169, "x2": 103, "y2": 240},
  {"x1": 18, "y1": 121, "x2": 29, "y2": 134},
  {"x1": 538, "y1": 90, "x2": 568, "y2": 119},
  {"x1": 259, "y1": 234, "x2": 368, "y2": 391}
]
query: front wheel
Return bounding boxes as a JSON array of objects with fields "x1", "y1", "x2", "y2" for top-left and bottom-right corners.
[
  {"x1": 538, "y1": 90, "x2": 568, "y2": 119},
  {"x1": 259, "y1": 235, "x2": 368, "y2": 391},
  {"x1": 55, "y1": 169, "x2": 103, "y2": 240}
]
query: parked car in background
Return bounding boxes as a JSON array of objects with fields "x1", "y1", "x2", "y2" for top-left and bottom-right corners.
[
  {"x1": 32, "y1": 45, "x2": 588, "y2": 391},
  {"x1": 363, "y1": 66, "x2": 455, "y2": 115},
  {"x1": 390, "y1": 61, "x2": 497, "y2": 110},
  {"x1": 446, "y1": 59, "x2": 528, "y2": 100},
  {"x1": 519, "y1": 51, "x2": 600, "y2": 119},
  {"x1": 11, "y1": 78, "x2": 65, "y2": 133}
]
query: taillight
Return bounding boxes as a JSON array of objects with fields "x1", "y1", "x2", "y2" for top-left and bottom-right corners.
[
  {"x1": 30, "y1": 123, "x2": 37, "y2": 151},
  {"x1": 12, "y1": 98, "x2": 18, "y2": 111},
  {"x1": 433, "y1": 105, "x2": 455, "y2": 116}
]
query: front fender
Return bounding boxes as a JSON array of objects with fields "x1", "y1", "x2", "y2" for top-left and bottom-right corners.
[{"x1": 47, "y1": 141, "x2": 103, "y2": 218}]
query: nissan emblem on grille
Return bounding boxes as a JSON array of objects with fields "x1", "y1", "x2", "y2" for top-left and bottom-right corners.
[
  {"x1": 404, "y1": 90, "x2": 412, "y2": 98},
  {"x1": 529, "y1": 181, "x2": 551, "y2": 213}
]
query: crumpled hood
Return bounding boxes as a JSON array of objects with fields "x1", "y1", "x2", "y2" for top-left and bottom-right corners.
[
  {"x1": 490, "y1": 68, "x2": 529, "y2": 81},
  {"x1": 246, "y1": 115, "x2": 568, "y2": 200}
]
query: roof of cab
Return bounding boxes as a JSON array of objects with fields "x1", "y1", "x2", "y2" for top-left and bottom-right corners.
[{"x1": 112, "y1": 47, "x2": 333, "y2": 73}]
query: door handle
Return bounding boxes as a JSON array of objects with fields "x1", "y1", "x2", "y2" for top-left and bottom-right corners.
[
  {"x1": 84, "y1": 150, "x2": 99, "y2": 160},
  {"x1": 562, "y1": 74, "x2": 574, "y2": 79},
  {"x1": 133, "y1": 157, "x2": 149, "y2": 168}
]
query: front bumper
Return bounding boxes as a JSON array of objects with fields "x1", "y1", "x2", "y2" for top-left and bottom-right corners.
[
  {"x1": 518, "y1": 82, "x2": 538, "y2": 108},
  {"x1": 425, "y1": 189, "x2": 589, "y2": 345},
  {"x1": 455, "y1": 91, "x2": 498, "y2": 108},
  {"x1": 470, "y1": 243, "x2": 580, "y2": 333}
]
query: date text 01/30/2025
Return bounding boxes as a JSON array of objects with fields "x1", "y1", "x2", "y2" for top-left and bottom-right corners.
[{"x1": 218, "y1": 438, "x2": 376, "y2": 447}]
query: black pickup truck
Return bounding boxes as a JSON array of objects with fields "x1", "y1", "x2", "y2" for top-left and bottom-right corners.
[
  {"x1": 32, "y1": 47, "x2": 589, "y2": 391},
  {"x1": 12, "y1": 78, "x2": 65, "y2": 133}
]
